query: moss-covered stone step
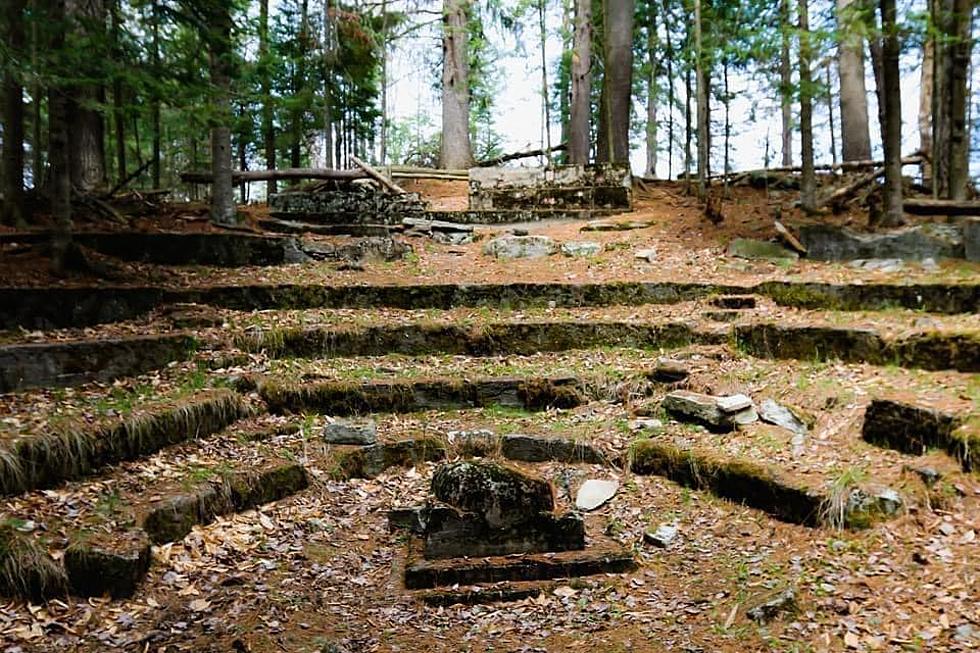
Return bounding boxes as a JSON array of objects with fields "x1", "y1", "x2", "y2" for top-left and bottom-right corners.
[
  {"x1": 0, "y1": 389, "x2": 249, "y2": 495},
  {"x1": 629, "y1": 439, "x2": 903, "y2": 529},
  {"x1": 862, "y1": 398, "x2": 978, "y2": 472},
  {"x1": 259, "y1": 375, "x2": 598, "y2": 416},
  {"x1": 0, "y1": 333, "x2": 197, "y2": 392},
  {"x1": 451, "y1": 431, "x2": 609, "y2": 465},
  {"x1": 735, "y1": 324, "x2": 980, "y2": 372},
  {"x1": 403, "y1": 538, "x2": 636, "y2": 590},
  {"x1": 240, "y1": 321, "x2": 710, "y2": 359},
  {"x1": 141, "y1": 461, "x2": 309, "y2": 544},
  {"x1": 414, "y1": 581, "x2": 551, "y2": 606},
  {"x1": 64, "y1": 529, "x2": 151, "y2": 598},
  {"x1": 0, "y1": 523, "x2": 68, "y2": 602},
  {"x1": 5, "y1": 280, "x2": 976, "y2": 329},
  {"x1": 329, "y1": 438, "x2": 448, "y2": 480}
]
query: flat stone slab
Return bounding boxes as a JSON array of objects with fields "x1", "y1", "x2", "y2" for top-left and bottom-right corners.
[
  {"x1": 575, "y1": 479, "x2": 619, "y2": 511},
  {"x1": 759, "y1": 399, "x2": 808, "y2": 437},
  {"x1": 662, "y1": 390, "x2": 757, "y2": 432},
  {"x1": 323, "y1": 418, "x2": 378, "y2": 445},
  {"x1": 482, "y1": 235, "x2": 558, "y2": 259},
  {"x1": 727, "y1": 238, "x2": 799, "y2": 262},
  {"x1": 643, "y1": 524, "x2": 678, "y2": 548},
  {"x1": 560, "y1": 241, "x2": 601, "y2": 257},
  {"x1": 416, "y1": 581, "x2": 549, "y2": 606},
  {"x1": 402, "y1": 217, "x2": 474, "y2": 233},
  {"x1": 862, "y1": 398, "x2": 964, "y2": 460},
  {"x1": 710, "y1": 295, "x2": 757, "y2": 309},
  {"x1": 404, "y1": 540, "x2": 636, "y2": 589}
]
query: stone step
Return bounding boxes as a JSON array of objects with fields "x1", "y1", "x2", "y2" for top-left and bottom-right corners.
[
  {"x1": 862, "y1": 398, "x2": 977, "y2": 472},
  {"x1": 629, "y1": 439, "x2": 903, "y2": 529},
  {"x1": 258, "y1": 217, "x2": 403, "y2": 237},
  {"x1": 403, "y1": 538, "x2": 636, "y2": 590},
  {"x1": 414, "y1": 580, "x2": 552, "y2": 606},
  {"x1": 735, "y1": 323, "x2": 980, "y2": 372},
  {"x1": 710, "y1": 295, "x2": 757, "y2": 310},
  {"x1": 0, "y1": 333, "x2": 197, "y2": 392},
  {"x1": 259, "y1": 374, "x2": 602, "y2": 416},
  {"x1": 240, "y1": 320, "x2": 712, "y2": 358},
  {"x1": 5, "y1": 280, "x2": 976, "y2": 330},
  {"x1": 0, "y1": 389, "x2": 249, "y2": 496}
]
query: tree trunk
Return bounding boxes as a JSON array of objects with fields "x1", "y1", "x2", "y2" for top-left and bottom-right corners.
[
  {"x1": 596, "y1": 0, "x2": 634, "y2": 164},
  {"x1": 878, "y1": 0, "x2": 904, "y2": 226},
  {"x1": 836, "y1": 0, "x2": 872, "y2": 161},
  {"x1": 645, "y1": 8, "x2": 658, "y2": 177},
  {"x1": 151, "y1": 0, "x2": 161, "y2": 189},
  {"x1": 780, "y1": 0, "x2": 793, "y2": 166},
  {"x1": 694, "y1": 0, "x2": 709, "y2": 198},
  {"x1": 826, "y1": 64, "x2": 837, "y2": 164},
  {"x1": 47, "y1": 0, "x2": 72, "y2": 271},
  {"x1": 111, "y1": 0, "x2": 126, "y2": 186},
  {"x1": 30, "y1": 0, "x2": 44, "y2": 190},
  {"x1": 919, "y1": 34, "x2": 934, "y2": 185},
  {"x1": 568, "y1": 0, "x2": 592, "y2": 164},
  {"x1": 323, "y1": 0, "x2": 335, "y2": 169},
  {"x1": 684, "y1": 61, "x2": 692, "y2": 191},
  {"x1": 291, "y1": 0, "x2": 309, "y2": 172},
  {"x1": 2, "y1": 0, "x2": 26, "y2": 225},
  {"x1": 539, "y1": 0, "x2": 552, "y2": 165},
  {"x1": 798, "y1": 0, "x2": 816, "y2": 212},
  {"x1": 259, "y1": 0, "x2": 276, "y2": 194},
  {"x1": 208, "y1": 3, "x2": 236, "y2": 226},
  {"x1": 946, "y1": 0, "x2": 971, "y2": 200},
  {"x1": 440, "y1": 0, "x2": 473, "y2": 169},
  {"x1": 67, "y1": 0, "x2": 107, "y2": 193},
  {"x1": 663, "y1": 0, "x2": 673, "y2": 179}
]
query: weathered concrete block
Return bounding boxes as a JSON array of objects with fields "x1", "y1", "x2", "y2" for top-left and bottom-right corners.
[{"x1": 422, "y1": 505, "x2": 585, "y2": 559}]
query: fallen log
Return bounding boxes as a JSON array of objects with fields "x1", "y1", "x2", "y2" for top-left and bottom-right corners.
[
  {"x1": 475, "y1": 143, "x2": 568, "y2": 168},
  {"x1": 903, "y1": 198, "x2": 980, "y2": 216},
  {"x1": 351, "y1": 155, "x2": 406, "y2": 194},
  {"x1": 819, "y1": 167, "x2": 885, "y2": 211},
  {"x1": 180, "y1": 168, "x2": 368, "y2": 184},
  {"x1": 715, "y1": 154, "x2": 924, "y2": 179}
]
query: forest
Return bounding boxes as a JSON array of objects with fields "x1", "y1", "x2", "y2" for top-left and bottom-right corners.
[{"x1": 1, "y1": 0, "x2": 976, "y2": 237}]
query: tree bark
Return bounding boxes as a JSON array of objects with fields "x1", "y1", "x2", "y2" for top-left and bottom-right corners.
[
  {"x1": 825, "y1": 64, "x2": 837, "y2": 164},
  {"x1": 878, "y1": 0, "x2": 904, "y2": 226},
  {"x1": 596, "y1": 0, "x2": 634, "y2": 164},
  {"x1": 946, "y1": 0, "x2": 971, "y2": 199},
  {"x1": 150, "y1": 0, "x2": 161, "y2": 188},
  {"x1": 323, "y1": 0, "x2": 336, "y2": 169},
  {"x1": 568, "y1": 0, "x2": 592, "y2": 164},
  {"x1": 291, "y1": 0, "x2": 309, "y2": 171},
  {"x1": 798, "y1": 0, "x2": 816, "y2": 212},
  {"x1": 919, "y1": 34, "x2": 934, "y2": 185},
  {"x1": 539, "y1": 0, "x2": 552, "y2": 164},
  {"x1": 780, "y1": 0, "x2": 793, "y2": 167},
  {"x1": 259, "y1": 0, "x2": 276, "y2": 194},
  {"x1": 47, "y1": 0, "x2": 72, "y2": 271},
  {"x1": 694, "y1": 0, "x2": 709, "y2": 199},
  {"x1": 67, "y1": 0, "x2": 107, "y2": 193},
  {"x1": 207, "y1": 2, "x2": 236, "y2": 226},
  {"x1": 2, "y1": 0, "x2": 26, "y2": 226},
  {"x1": 110, "y1": 0, "x2": 126, "y2": 186},
  {"x1": 646, "y1": 12, "x2": 658, "y2": 178},
  {"x1": 836, "y1": 0, "x2": 872, "y2": 162},
  {"x1": 440, "y1": 0, "x2": 473, "y2": 169},
  {"x1": 662, "y1": 0, "x2": 673, "y2": 179}
]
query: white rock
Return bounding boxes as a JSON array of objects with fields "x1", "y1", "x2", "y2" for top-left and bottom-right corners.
[
  {"x1": 716, "y1": 394, "x2": 753, "y2": 413},
  {"x1": 561, "y1": 241, "x2": 602, "y2": 257},
  {"x1": 575, "y1": 479, "x2": 620, "y2": 511}
]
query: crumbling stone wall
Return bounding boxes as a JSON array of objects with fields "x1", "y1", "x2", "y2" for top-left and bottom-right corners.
[
  {"x1": 468, "y1": 163, "x2": 632, "y2": 211},
  {"x1": 269, "y1": 187, "x2": 428, "y2": 224}
]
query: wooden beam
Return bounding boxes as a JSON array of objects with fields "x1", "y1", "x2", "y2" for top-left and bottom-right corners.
[
  {"x1": 180, "y1": 168, "x2": 368, "y2": 184},
  {"x1": 903, "y1": 198, "x2": 980, "y2": 216},
  {"x1": 351, "y1": 155, "x2": 406, "y2": 194}
]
